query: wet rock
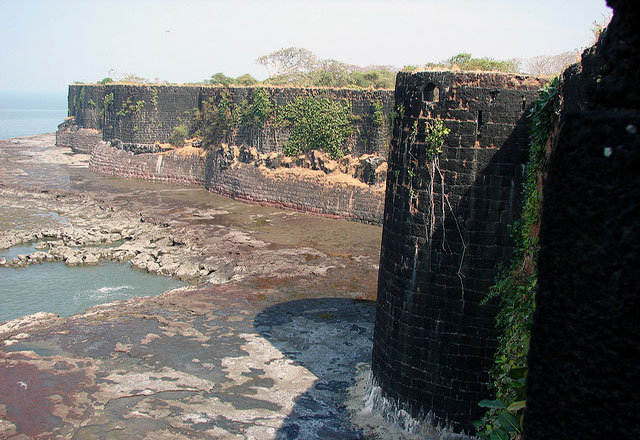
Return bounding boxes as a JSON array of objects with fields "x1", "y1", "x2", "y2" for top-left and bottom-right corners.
[
  {"x1": 29, "y1": 251, "x2": 49, "y2": 263},
  {"x1": 65, "y1": 253, "x2": 83, "y2": 266},
  {"x1": 83, "y1": 253, "x2": 99, "y2": 265},
  {"x1": 238, "y1": 146, "x2": 257, "y2": 163},
  {"x1": 0, "y1": 312, "x2": 60, "y2": 339},
  {"x1": 174, "y1": 261, "x2": 202, "y2": 281}
]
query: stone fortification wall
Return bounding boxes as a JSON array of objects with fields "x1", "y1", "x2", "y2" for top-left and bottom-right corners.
[
  {"x1": 89, "y1": 143, "x2": 206, "y2": 186},
  {"x1": 64, "y1": 83, "x2": 392, "y2": 223},
  {"x1": 525, "y1": 1, "x2": 640, "y2": 438},
  {"x1": 204, "y1": 147, "x2": 385, "y2": 223},
  {"x1": 67, "y1": 84, "x2": 393, "y2": 157},
  {"x1": 372, "y1": 71, "x2": 544, "y2": 433},
  {"x1": 89, "y1": 142, "x2": 384, "y2": 223},
  {"x1": 55, "y1": 123, "x2": 104, "y2": 154}
]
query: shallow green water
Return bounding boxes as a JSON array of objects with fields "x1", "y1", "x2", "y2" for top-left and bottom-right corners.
[{"x1": 0, "y1": 257, "x2": 186, "y2": 323}]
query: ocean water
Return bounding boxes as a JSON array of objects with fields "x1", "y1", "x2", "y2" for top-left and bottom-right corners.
[
  {"x1": 0, "y1": 90, "x2": 68, "y2": 140},
  {"x1": 0, "y1": 245, "x2": 187, "y2": 323},
  {"x1": 0, "y1": 92, "x2": 190, "y2": 323}
]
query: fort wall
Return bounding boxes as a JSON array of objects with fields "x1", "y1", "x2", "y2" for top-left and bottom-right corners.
[
  {"x1": 66, "y1": 84, "x2": 393, "y2": 156},
  {"x1": 525, "y1": 1, "x2": 640, "y2": 437},
  {"x1": 60, "y1": 84, "x2": 393, "y2": 223},
  {"x1": 371, "y1": 71, "x2": 544, "y2": 433}
]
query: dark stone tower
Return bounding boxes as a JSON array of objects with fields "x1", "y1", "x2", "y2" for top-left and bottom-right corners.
[
  {"x1": 372, "y1": 71, "x2": 543, "y2": 433},
  {"x1": 525, "y1": 1, "x2": 640, "y2": 438}
]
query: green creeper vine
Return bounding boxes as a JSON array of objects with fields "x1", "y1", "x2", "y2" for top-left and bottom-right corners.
[
  {"x1": 474, "y1": 77, "x2": 560, "y2": 440},
  {"x1": 239, "y1": 88, "x2": 274, "y2": 130},
  {"x1": 116, "y1": 97, "x2": 145, "y2": 117},
  {"x1": 194, "y1": 89, "x2": 235, "y2": 145},
  {"x1": 99, "y1": 92, "x2": 114, "y2": 129},
  {"x1": 372, "y1": 99, "x2": 386, "y2": 127},
  {"x1": 278, "y1": 96, "x2": 354, "y2": 159},
  {"x1": 150, "y1": 88, "x2": 158, "y2": 110}
]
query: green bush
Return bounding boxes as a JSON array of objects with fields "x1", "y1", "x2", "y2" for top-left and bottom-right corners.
[
  {"x1": 427, "y1": 53, "x2": 519, "y2": 73},
  {"x1": 238, "y1": 88, "x2": 274, "y2": 130},
  {"x1": 278, "y1": 96, "x2": 353, "y2": 159},
  {"x1": 347, "y1": 70, "x2": 396, "y2": 89},
  {"x1": 169, "y1": 124, "x2": 188, "y2": 146},
  {"x1": 424, "y1": 118, "x2": 450, "y2": 159},
  {"x1": 209, "y1": 72, "x2": 234, "y2": 86},
  {"x1": 194, "y1": 90, "x2": 235, "y2": 145},
  {"x1": 235, "y1": 73, "x2": 259, "y2": 86}
]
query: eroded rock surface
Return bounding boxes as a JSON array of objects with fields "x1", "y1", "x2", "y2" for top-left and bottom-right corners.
[
  {"x1": 0, "y1": 188, "x2": 335, "y2": 284},
  {"x1": 0, "y1": 134, "x2": 384, "y2": 439}
]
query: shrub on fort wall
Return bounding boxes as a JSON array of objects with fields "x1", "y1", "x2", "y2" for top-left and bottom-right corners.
[
  {"x1": 169, "y1": 124, "x2": 188, "y2": 147},
  {"x1": 193, "y1": 89, "x2": 234, "y2": 145},
  {"x1": 278, "y1": 96, "x2": 354, "y2": 160}
]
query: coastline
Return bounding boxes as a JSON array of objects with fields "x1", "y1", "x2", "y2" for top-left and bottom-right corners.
[{"x1": 0, "y1": 133, "x2": 385, "y2": 439}]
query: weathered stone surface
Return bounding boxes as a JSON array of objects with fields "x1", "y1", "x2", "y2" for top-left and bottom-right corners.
[
  {"x1": 62, "y1": 84, "x2": 394, "y2": 225},
  {"x1": 372, "y1": 71, "x2": 544, "y2": 433},
  {"x1": 525, "y1": 2, "x2": 640, "y2": 439},
  {"x1": 55, "y1": 120, "x2": 104, "y2": 154},
  {"x1": 90, "y1": 142, "x2": 386, "y2": 224},
  {"x1": 67, "y1": 84, "x2": 393, "y2": 157},
  {"x1": 0, "y1": 132, "x2": 384, "y2": 438},
  {"x1": 0, "y1": 294, "x2": 376, "y2": 440}
]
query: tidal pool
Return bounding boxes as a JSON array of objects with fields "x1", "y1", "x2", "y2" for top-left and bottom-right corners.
[{"x1": 0, "y1": 257, "x2": 186, "y2": 323}]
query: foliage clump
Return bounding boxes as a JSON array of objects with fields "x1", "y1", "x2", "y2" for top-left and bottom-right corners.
[
  {"x1": 474, "y1": 77, "x2": 560, "y2": 440},
  {"x1": 278, "y1": 96, "x2": 353, "y2": 159},
  {"x1": 237, "y1": 88, "x2": 274, "y2": 131},
  {"x1": 209, "y1": 72, "x2": 235, "y2": 87},
  {"x1": 257, "y1": 47, "x2": 396, "y2": 89},
  {"x1": 169, "y1": 124, "x2": 188, "y2": 146},
  {"x1": 193, "y1": 90, "x2": 235, "y2": 145},
  {"x1": 115, "y1": 97, "x2": 145, "y2": 117},
  {"x1": 371, "y1": 99, "x2": 386, "y2": 127},
  {"x1": 424, "y1": 118, "x2": 450, "y2": 159},
  {"x1": 429, "y1": 53, "x2": 520, "y2": 73}
]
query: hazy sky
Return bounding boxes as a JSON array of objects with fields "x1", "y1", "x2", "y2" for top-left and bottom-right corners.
[{"x1": 1, "y1": 0, "x2": 611, "y2": 93}]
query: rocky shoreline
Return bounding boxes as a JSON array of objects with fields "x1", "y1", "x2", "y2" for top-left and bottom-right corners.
[
  {"x1": 0, "y1": 188, "x2": 223, "y2": 282},
  {"x1": 0, "y1": 133, "x2": 388, "y2": 439},
  {"x1": 0, "y1": 187, "x2": 334, "y2": 285}
]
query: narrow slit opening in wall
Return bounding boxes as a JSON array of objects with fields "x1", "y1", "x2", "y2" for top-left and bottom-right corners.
[
  {"x1": 477, "y1": 111, "x2": 483, "y2": 136},
  {"x1": 522, "y1": 96, "x2": 527, "y2": 112},
  {"x1": 423, "y1": 83, "x2": 439, "y2": 102}
]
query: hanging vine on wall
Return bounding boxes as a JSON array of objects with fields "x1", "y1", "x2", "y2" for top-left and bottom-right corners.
[
  {"x1": 116, "y1": 97, "x2": 146, "y2": 117},
  {"x1": 99, "y1": 92, "x2": 114, "y2": 129},
  {"x1": 193, "y1": 89, "x2": 235, "y2": 145},
  {"x1": 372, "y1": 99, "x2": 386, "y2": 127},
  {"x1": 150, "y1": 87, "x2": 158, "y2": 110},
  {"x1": 474, "y1": 77, "x2": 560, "y2": 440},
  {"x1": 239, "y1": 88, "x2": 274, "y2": 131},
  {"x1": 404, "y1": 114, "x2": 469, "y2": 292}
]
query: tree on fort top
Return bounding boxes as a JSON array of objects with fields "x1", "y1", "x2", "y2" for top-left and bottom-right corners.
[{"x1": 257, "y1": 47, "x2": 318, "y2": 78}]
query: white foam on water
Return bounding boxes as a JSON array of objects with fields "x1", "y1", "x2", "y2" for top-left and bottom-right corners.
[
  {"x1": 78, "y1": 285, "x2": 135, "y2": 301},
  {"x1": 346, "y1": 363, "x2": 475, "y2": 440},
  {"x1": 94, "y1": 285, "x2": 133, "y2": 294}
]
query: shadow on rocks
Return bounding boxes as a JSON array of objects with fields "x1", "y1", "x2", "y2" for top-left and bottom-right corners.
[{"x1": 254, "y1": 297, "x2": 376, "y2": 440}]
